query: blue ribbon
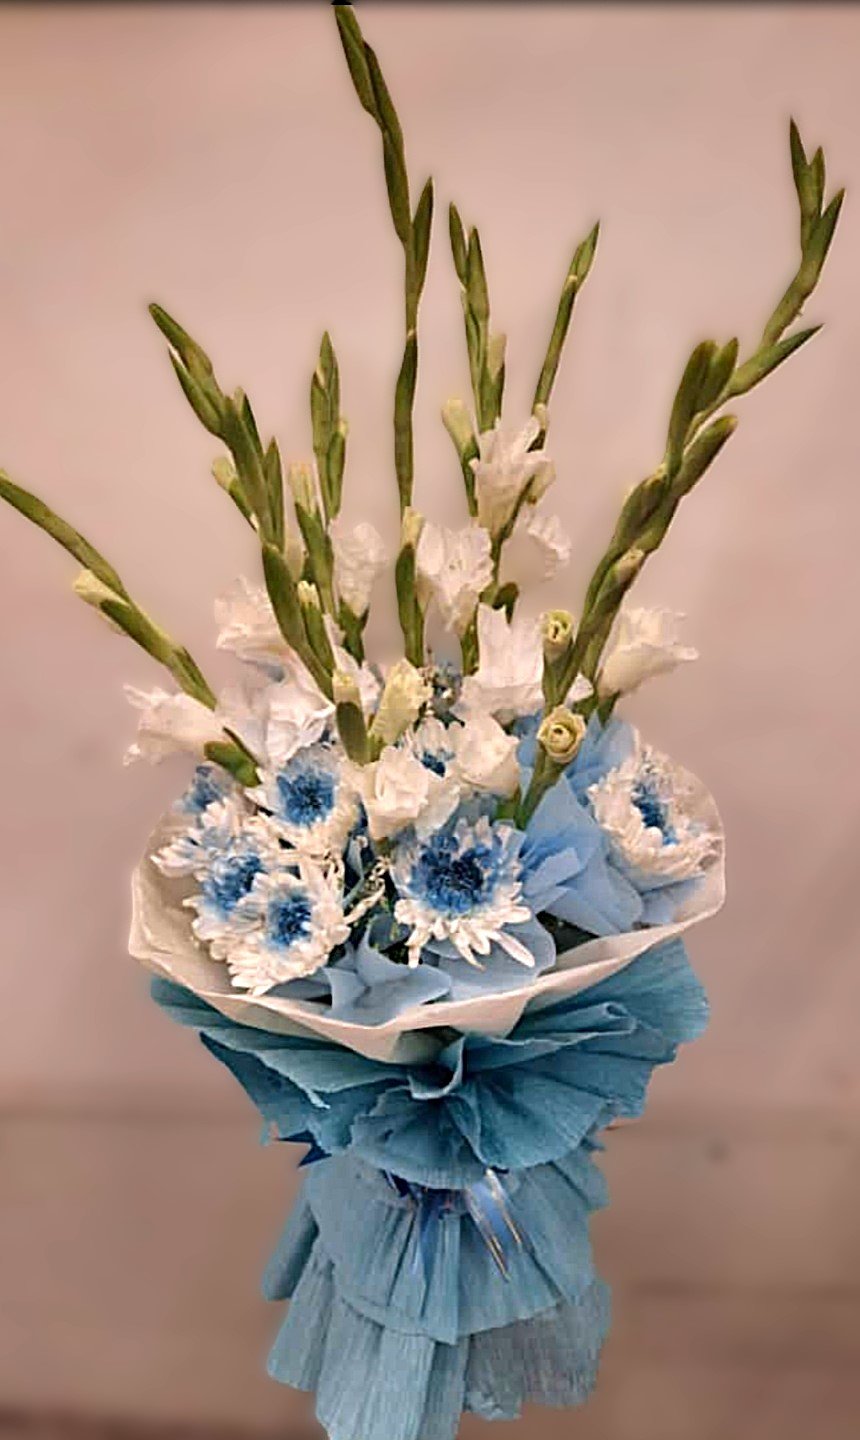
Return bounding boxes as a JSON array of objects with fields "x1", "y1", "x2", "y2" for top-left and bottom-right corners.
[{"x1": 385, "y1": 1169, "x2": 524, "y2": 1281}]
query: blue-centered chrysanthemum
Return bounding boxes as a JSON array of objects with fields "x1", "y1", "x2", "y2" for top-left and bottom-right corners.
[
  {"x1": 180, "y1": 812, "x2": 286, "y2": 960},
  {"x1": 225, "y1": 862, "x2": 350, "y2": 995},
  {"x1": 175, "y1": 763, "x2": 233, "y2": 817},
  {"x1": 392, "y1": 816, "x2": 550, "y2": 973},
  {"x1": 588, "y1": 745, "x2": 718, "y2": 922},
  {"x1": 251, "y1": 742, "x2": 359, "y2": 856}
]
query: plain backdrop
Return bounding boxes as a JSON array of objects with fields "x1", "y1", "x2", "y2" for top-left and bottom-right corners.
[{"x1": 0, "y1": 4, "x2": 858, "y2": 1433}]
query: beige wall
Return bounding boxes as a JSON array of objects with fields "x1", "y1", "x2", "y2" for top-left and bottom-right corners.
[{"x1": 0, "y1": 4, "x2": 858, "y2": 1432}]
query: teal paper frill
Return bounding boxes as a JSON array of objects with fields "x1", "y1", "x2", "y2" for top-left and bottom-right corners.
[{"x1": 152, "y1": 939, "x2": 707, "y2": 1440}]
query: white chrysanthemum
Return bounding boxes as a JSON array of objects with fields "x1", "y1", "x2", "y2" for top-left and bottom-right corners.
[
  {"x1": 225, "y1": 862, "x2": 350, "y2": 995},
  {"x1": 457, "y1": 604, "x2": 543, "y2": 724},
  {"x1": 392, "y1": 817, "x2": 533, "y2": 968},
  {"x1": 173, "y1": 809, "x2": 287, "y2": 960},
  {"x1": 500, "y1": 507, "x2": 571, "y2": 590},
  {"x1": 123, "y1": 686, "x2": 225, "y2": 766},
  {"x1": 331, "y1": 518, "x2": 389, "y2": 617},
  {"x1": 351, "y1": 745, "x2": 459, "y2": 842},
  {"x1": 598, "y1": 607, "x2": 697, "y2": 699},
  {"x1": 470, "y1": 416, "x2": 555, "y2": 538},
  {"x1": 251, "y1": 742, "x2": 359, "y2": 857},
  {"x1": 415, "y1": 519, "x2": 494, "y2": 635},
  {"x1": 588, "y1": 746, "x2": 718, "y2": 885}
]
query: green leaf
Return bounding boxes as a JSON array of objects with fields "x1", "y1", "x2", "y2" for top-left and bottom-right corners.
[
  {"x1": 449, "y1": 203, "x2": 467, "y2": 284},
  {"x1": 672, "y1": 414, "x2": 738, "y2": 498},
  {"x1": 333, "y1": 5, "x2": 377, "y2": 116},
  {"x1": 168, "y1": 353, "x2": 222, "y2": 435},
  {"x1": 364, "y1": 43, "x2": 405, "y2": 153},
  {"x1": 264, "y1": 439, "x2": 285, "y2": 549},
  {"x1": 573, "y1": 221, "x2": 600, "y2": 282},
  {"x1": 413, "y1": 177, "x2": 434, "y2": 298},
  {"x1": 666, "y1": 341, "x2": 717, "y2": 475},
  {"x1": 466, "y1": 229, "x2": 490, "y2": 324},
  {"x1": 204, "y1": 740, "x2": 258, "y2": 787},
  {"x1": 802, "y1": 188, "x2": 844, "y2": 285},
  {"x1": 700, "y1": 336, "x2": 739, "y2": 408},
  {"x1": 327, "y1": 424, "x2": 347, "y2": 517},
  {"x1": 382, "y1": 132, "x2": 412, "y2": 245},
  {"x1": 394, "y1": 331, "x2": 418, "y2": 510},
  {"x1": 728, "y1": 326, "x2": 821, "y2": 397},
  {"x1": 0, "y1": 473, "x2": 128, "y2": 596}
]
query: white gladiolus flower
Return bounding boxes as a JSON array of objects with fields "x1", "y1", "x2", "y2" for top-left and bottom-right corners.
[
  {"x1": 500, "y1": 508, "x2": 571, "y2": 590},
  {"x1": 214, "y1": 578, "x2": 290, "y2": 664},
  {"x1": 470, "y1": 416, "x2": 555, "y2": 538},
  {"x1": 352, "y1": 746, "x2": 459, "y2": 842},
  {"x1": 598, "y1": 607, "x2": 698, "y2": 698},
  {"x1": 263, "y1": 662, "x2": 336, "y2": 769},
  {"x1": 451, "y1": 712, "x2": 520, "y2": 797},
  {"x1": 589, "y1": 746, "x2": 718, "y2": 886},
  {"x1": 124, "y1": 686, "x2": 224, "y2": 765},
  {"x1": 331, "y1": 518, "x2": 389, "y2": 617},
  {"x1": 415, "y1": 519, "x2": 494, "y2": 634},
  {"x1": 458, "y1": 605, "x2": 543, "y2": 724}
]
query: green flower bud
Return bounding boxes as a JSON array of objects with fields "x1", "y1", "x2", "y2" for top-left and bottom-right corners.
[
  {"x1": 287, "y1": 461, "x2": 317, "y2": 514},
  {"x1": 441, "y1": 397, "x2": 475, "y2": 458},
  {"x1": 537, "y1": 706, "x2": 587, "y2": 767}
]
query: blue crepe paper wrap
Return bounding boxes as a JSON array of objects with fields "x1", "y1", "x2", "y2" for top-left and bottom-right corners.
[{"x1": 153, "y1": 939, "x2": 707, "y2": 1440}]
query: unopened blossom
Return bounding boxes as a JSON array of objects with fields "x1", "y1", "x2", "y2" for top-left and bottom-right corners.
[
  {"x1": 370, "y1": 659, "x2": 432, "y2": 746},
  {"x1": 415, "y1": 519, "x2": 493, "y2": 635},
  {"x1": 598, "y1": 608, "x2": 697, "y2": 698},
  {"x1": 470, "y1": 416, "x2": 555, "y2": 538}
]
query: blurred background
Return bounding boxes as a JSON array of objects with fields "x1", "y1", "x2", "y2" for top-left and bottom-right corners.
[{"x1": 0, "y1": 3, "x2": 858, "y2": 1438}]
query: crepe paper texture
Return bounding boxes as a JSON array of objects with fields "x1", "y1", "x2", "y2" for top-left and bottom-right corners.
[{"x1": 0, "y1": 3, "x2": 842, "y2": 1437}]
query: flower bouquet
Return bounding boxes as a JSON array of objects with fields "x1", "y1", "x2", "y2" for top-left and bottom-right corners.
[{"x1": 1, "y1": 6, "x2": 842, "y2": 1439}]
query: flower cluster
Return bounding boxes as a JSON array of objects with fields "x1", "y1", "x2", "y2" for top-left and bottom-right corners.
[
  {"x1": 137, "y1": 576, "x2": 719, "y2": 1012},
  {"x1": 0, "y1": 3, "x2": 835, "y2": 1036}
]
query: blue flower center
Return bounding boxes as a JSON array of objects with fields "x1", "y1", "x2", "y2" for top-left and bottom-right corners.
[
  {"x1": 412, "y1": 835, "x2": 495, "y2": 916},
  {"x1": 632, "y1": 781, "x2": 676, "y2": 842},
  {"x1": 203, "y1": 851, "x2": 263, "y2": 914},
  {"x1": 183, "y1": 765, "x2": 223, "y2": 814},
  {"x1": 276, "y1": 765, "x2": 336, "y2": 827},
  {"x1": 266, "y1": 892, "x2": 313, "y2": 949},
  {"x1": 420, "y1": 750, "x2": 447, "y2": 777}
]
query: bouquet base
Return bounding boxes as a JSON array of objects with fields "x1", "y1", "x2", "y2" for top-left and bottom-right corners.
[{"x1": 264, "y1": 1155, "x2": 611, "y2": 1440}]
